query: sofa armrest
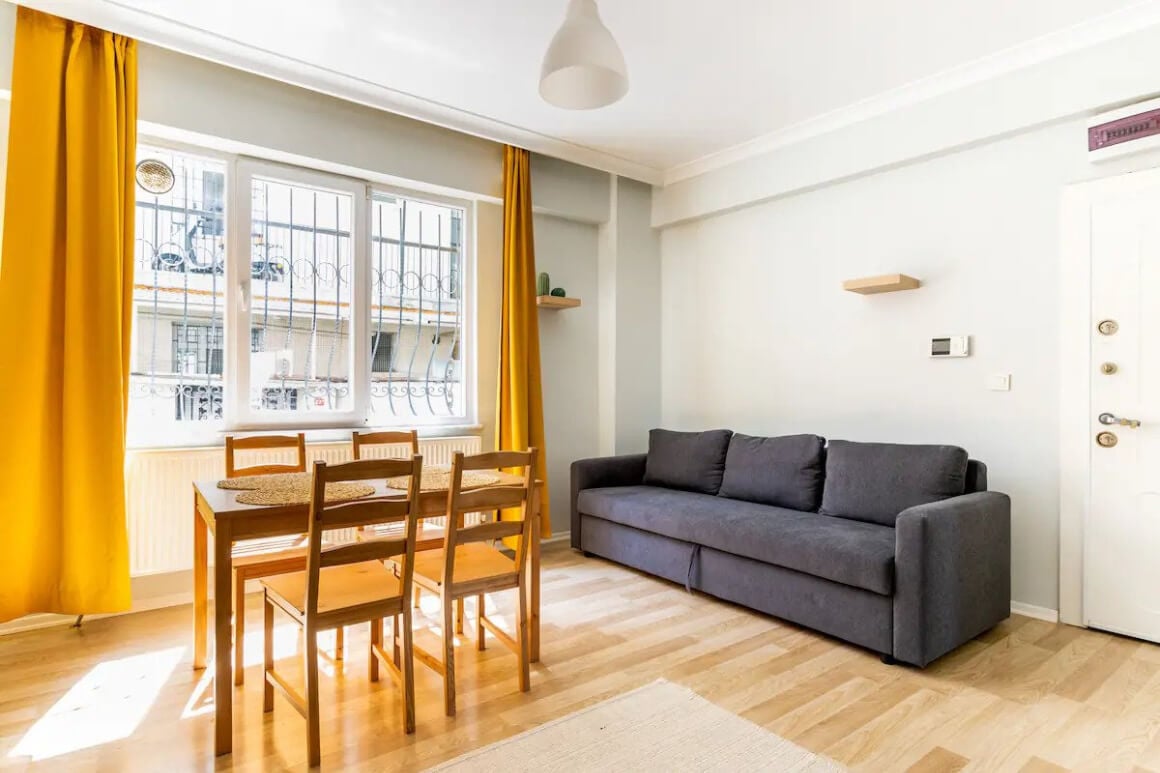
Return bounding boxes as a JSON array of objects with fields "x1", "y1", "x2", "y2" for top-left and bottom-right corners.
[
  {"x1": 893, "y1": 491, "x2": 1011, "y2": 666},
  {"x1": 570, "y1": 454, "x2": 647, "y2": 549}
]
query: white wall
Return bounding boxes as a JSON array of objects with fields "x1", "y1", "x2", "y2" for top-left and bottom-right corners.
[{"x1": 661, "y1": 116, "x2": 1160, "y2": 612}]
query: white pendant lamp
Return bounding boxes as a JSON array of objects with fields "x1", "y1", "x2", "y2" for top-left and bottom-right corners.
[{"x1": 539, "y1": 0, "x2": 628, "y2": 110}]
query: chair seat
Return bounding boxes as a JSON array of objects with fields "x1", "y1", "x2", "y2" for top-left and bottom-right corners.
[
  {"x1": 412, "y1": 543, "x2": 517, "y2": 588},
  {"x1": 261, "y1": 561, "x2": 401, "y2": 617}
]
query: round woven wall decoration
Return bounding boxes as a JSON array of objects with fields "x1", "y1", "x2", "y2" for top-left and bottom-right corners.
[
  {"x1": 386, "y1": 469, "x2": 501, "y2": 492},
  {"x1": 135, "y1": 158, "x2": 176, "y2": 195},
  {"x1": 234, "y1": 481, "x2": 375, "y2": 506},
  {"x1": 218, "y1": 472, "x2": 311, "y2": 491}
]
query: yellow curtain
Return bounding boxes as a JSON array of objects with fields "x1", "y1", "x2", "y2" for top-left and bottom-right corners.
[
  {"x1": 498, "y1": 146, "x2": 551, "y2": 538},
  {"x1": 0, "y1": 8, "x2": 137, "y2": 622}
]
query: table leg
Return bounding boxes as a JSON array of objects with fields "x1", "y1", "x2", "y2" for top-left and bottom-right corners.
[
  {"x1": 193, "y1": 494, "x2": 208, "y2": 670},
  {"x1": 214, "y1": 520, "x2": 234, "y2": 757},
  {"x1": 530, "y1": 494, "x2": 541, "y2": 663}
]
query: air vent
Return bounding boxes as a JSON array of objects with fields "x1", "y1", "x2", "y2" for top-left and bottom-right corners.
[{"x1": 1088, "y1": 98, "x2": 1160, "y2": 162}]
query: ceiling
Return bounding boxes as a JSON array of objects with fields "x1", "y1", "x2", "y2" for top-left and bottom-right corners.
[{"x1": 22, "y1": 0, "x2": 1155, "y2": 182}]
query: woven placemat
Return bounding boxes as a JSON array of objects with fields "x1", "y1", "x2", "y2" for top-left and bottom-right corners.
[
  {"x1": 386, "y1": 467, "x2": 501, "y2": 492},
  {"x1": 217, "y1": 472, "x2": 311, "y2": 491},
  {"x1": 235, "y1": 481, "x2": 375, "y2": 506}
]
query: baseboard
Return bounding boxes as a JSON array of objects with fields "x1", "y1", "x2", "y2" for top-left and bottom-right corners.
[
  {"x1": 542, "y1": 530, "x2": 571, "y2": 546},
  {"x1": 1011, "y1": 601, "x2": 1060, "y2": 623},
  {"x1": 0, "y1": 570, "x2": 197, "y2": 636}
]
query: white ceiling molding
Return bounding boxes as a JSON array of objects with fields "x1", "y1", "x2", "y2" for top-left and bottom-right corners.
[
  {"x1": 7, "y1": 0, "x2": 664, "y2": 185},
  {"x1": 652, "y1": 18, "x2": 1160, "y2": 227},
  {"x1": 662, "y1": 0, "x2": 1160, "y2": 186}
]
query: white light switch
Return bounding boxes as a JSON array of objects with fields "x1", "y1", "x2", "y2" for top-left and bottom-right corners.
[{"x1": 986, "y1": 373, "x2": 1011, "y2": 392}]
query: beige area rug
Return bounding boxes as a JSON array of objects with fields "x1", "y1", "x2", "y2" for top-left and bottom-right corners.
[{"x1": 426, "y1": 679, "x2": 846, "y2": 772}]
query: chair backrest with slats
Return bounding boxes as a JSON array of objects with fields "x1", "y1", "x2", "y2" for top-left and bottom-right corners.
[
  {"x1": 225, "y1": 433, "x2": 307, "y2": 478},
  {"x1": 443, "y1": 449, "x2": 536, "y2": 588},
  {"x1": 351, "y1": 429, "x2": 420, "y2": 460},
  {"x1": 304, "y1": 457, "x2": 423, "y2": 618}
]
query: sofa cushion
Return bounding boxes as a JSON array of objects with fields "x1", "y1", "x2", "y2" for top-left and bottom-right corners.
[
  {"x1": 577, "y1": 486, "x2": 896, "y2": 594},
  {"x1": 643, "y1": 428, "x2": 733, "y2": 495},
  {"x1": 819, "y1": 440, "x2": 968, "y2": 526},
  {"x1": 718, "y1": 433, "x2": 825, "y2": 511}
]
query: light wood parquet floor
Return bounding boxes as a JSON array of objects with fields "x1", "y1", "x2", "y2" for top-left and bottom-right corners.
[{"x1": 1, "y1": 544, "x2": 1160, "y2": 772}]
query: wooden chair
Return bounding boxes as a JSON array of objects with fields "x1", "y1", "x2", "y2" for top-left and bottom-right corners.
[
  {"x1": 261, "y1": 456, "x2": 424, "y2": 767},
  {"x1": 225, "y1": 433, "x2": 344, "y2": 685},
  {"x1": 351, "y1": 429, "x2": 419, "y2": 461},
  {"x1": 352, "y1": 429, "x2": 437, "y2": 612},
  {"x1": 407, "y1": 449, "x2": 537, "y2": 716}
]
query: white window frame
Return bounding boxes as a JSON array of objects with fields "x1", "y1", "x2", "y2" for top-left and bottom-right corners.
[
  {"x1": 227, "y1": 158, "x2": 369, "y2": 431},
  {"x1": 127, "y1": 137, "x2": 478, "y2": 447},
  {"x1": 367, "y1": 183, "x2": 476, "y2": 431}
]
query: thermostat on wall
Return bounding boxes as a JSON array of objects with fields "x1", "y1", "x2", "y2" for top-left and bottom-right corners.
[{"x1": 931, "y1": 336, "x2": 970, "y2": 358}]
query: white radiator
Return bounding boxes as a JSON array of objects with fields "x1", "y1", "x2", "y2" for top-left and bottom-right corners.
[{"x1": 124, "y1": 436, "x2": 482, "y2": 576}]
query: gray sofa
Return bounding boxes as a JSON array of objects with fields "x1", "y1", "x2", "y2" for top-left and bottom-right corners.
[{"x1": 570, "y1": 429, "x2": 1011, "y2": 667}]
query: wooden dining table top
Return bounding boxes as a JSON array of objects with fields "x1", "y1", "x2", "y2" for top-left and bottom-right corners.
[{"x1": 193, "y1": 470, "x2": 535, "y2": 519}]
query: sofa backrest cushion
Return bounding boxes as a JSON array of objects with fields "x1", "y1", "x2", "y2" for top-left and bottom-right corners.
[
  {"x1": 965, "y1": 459, "x2": 988, "y2": 493},
  {"x1": 819, "y1": 440, "x2": 969, "y2": 526},
  {"x1": 644, "y1": 428, "x2": 733, "y2": 495},
  {"x1": 717, "y1": 433, "x2": 826, "y2": 511}
]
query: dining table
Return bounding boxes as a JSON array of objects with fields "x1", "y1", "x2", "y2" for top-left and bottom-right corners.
[{"x1": 191, "y1": 471, "x2": 542, "y2": 757}]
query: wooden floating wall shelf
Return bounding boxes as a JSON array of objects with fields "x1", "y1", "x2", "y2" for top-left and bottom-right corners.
[
  {"x1": 536, "y1": 295, "x2": 581, "y2": 309},
  {"x1": 842, "y1": 273, "x2": 922, "y2": 295}
]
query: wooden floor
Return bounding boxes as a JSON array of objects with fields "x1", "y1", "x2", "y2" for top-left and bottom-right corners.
[{"x1": 2, "y1": 545, "x2": 1160, "y2": 772}]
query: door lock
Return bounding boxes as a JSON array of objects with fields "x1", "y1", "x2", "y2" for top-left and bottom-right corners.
[
  {"x1": 1097, "y1": 432, "x2": 1119, "y2": 448},
  {"x1": 1100, "y1": 362, "x2": 1118, "y2": 375},
  {"x1": 1098, "y1": 412, "x2": 1141, "y2": 428}
]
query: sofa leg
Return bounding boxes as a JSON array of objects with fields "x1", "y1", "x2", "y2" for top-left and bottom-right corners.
[
  {"x1": 880, "y1": 653, "x2": 898, "y2": 665},
  {"x1": 582, "y1": 551, "x2": 595, "y2": 558}
]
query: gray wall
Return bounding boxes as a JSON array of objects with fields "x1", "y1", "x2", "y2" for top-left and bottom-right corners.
[
  {"x1": 0, "y1": 3, "x2": 656, "y2": 537},
  {"x1": 536, "y1": 215, "x2": 601, "y2": 532}
]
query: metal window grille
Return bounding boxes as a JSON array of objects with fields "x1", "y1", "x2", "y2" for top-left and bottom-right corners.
[
  {"x1": 369, "y1": 194, "x2": 465, "y2": 421},
  {"x1": 130, "y1": 148, "x2": 228, "y2": 441}
]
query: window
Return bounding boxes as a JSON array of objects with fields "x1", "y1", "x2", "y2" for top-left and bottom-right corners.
[
  {"x1": 240, "y1": 170, "x2": 357, "y2": 423},
  {"x1": 369, "y1": 193, "x2": 465, "y2": 421},
  {"x1": 371, "y1": 332, "x2": 395, "y2": 373},
  {"x1": 172, "y1": 324, "x2": 223, "y2": 376},
  {"x1": 130, "y1": 149, "x2": 228, "y2": 444},
  {"x1": 128, "y1": 146, "x2": 471, "y2": 446}
]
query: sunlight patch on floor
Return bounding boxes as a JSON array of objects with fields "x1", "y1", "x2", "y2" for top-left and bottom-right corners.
[
  {"x1": 9, "y1": 646, "x2": 184, "y2": 762},
  {"x1": 180, "y1": 665, "x2": 216, "y2": 719},
  {"x1": 240, "y1": 620, "x2": 331, "y2": 668}
]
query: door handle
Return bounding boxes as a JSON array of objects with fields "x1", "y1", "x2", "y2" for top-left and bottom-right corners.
[{"x1": 1098, "y1": 412, "x2": 1141, "y2": 428}]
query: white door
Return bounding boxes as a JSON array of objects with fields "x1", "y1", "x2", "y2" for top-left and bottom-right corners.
[{"x1": 1085, "y1": 181, "x2": 1160, "y2": 643}]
